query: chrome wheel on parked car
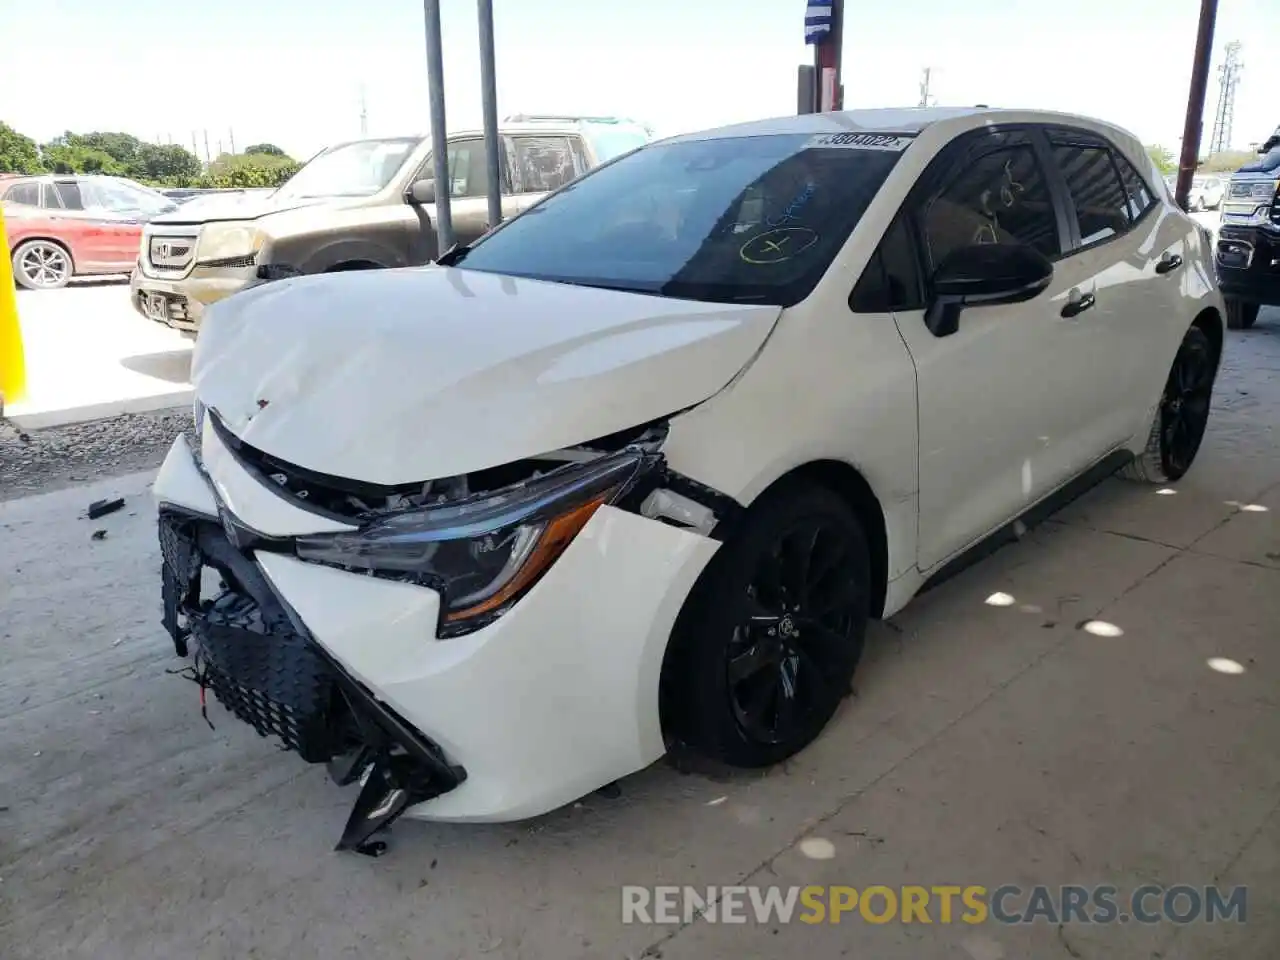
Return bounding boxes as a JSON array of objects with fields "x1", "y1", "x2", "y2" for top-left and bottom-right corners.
[{"x1": 12, "y1": 240, "x2": 73, "y2": 290}]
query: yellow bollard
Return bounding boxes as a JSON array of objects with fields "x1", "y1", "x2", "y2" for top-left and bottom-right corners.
[{"x1": 0, "y1": 204, "x2": 26, "y2": 408}]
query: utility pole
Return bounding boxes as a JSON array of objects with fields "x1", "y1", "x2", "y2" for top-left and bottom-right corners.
[
  {"x1": 1175, "y1": 0, "x2": 1219, "y2": 211},
  {"x1": 423, "y1": 0, "x2": 454, "y2": 253},
  {"x1": 359, "y1": 84, "x2": 369, "y2": 136},
  {"x1": 477, "y1": 0, "x2": 502, "y2": 232},
  {"x1": 229, "y1": 129, "x2": 236, "y2": 154},
  {"x1": 919, "y1": 67, "x2": 934, "y2": 107},
  {"x1": 1209, "y1": 41, "x2": 1242, "y2": 156},
  {"x1": 203, "y1": 130, "x2": 211, "y2": 164},
  {"x1": 192, "y1": 132, "x2": 200, "y2": 164}
]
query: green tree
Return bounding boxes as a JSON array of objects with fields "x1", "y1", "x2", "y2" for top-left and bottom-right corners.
[
  {"x1": 67, "y1": 132, "x2": 145, "y2": 170},
  {"x1": 207, "y1": 152, "x2": 299, "y2": 188},
  {"x1": 244, "y1": 143, "x2": 289, "y2": 158},
  {"x1": 134, "y1": 143, "x2": 202, "y2": 182},
  {"x1": 40, "y1": 142, "x2": 126, "y2": 175},
  {"x1": 0, "y1": 121, "x2": 45, "y2": 174},
  {"x1": 1145, "y1": 144, "x2": 1175, "y2": 176}
]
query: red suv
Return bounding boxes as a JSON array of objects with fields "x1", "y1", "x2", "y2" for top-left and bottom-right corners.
[{"x1": 2, "y1": 174, "x2": 178, "y2": 289}]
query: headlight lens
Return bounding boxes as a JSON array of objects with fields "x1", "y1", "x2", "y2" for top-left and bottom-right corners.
[
  {"x1": 196, "y1": 223, "x2": 262, "y2": 265},
  {"x1": 294, "y1": 449, "x2": 659, "y2": 636}
]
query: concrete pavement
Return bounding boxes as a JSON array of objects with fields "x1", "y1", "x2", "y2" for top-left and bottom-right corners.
[
  {"x1": 4, "y1": 281, "x2": 192, "y2": 430},
  {"x1": 0, "y1": 310, "x2": 1277, "y2": 960}
]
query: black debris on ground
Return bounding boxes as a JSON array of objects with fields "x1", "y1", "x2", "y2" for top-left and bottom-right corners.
[{"x1": 87, "y1": 497, "x2": 126, "y2": 520}]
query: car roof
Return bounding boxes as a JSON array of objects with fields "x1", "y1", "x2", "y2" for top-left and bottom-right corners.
[{"x1": 660, "y1": 106, "x2": 1142, "y2": 150}]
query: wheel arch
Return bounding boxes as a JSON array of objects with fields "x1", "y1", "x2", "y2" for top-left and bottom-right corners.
[
  {"x1": 11, "y1": 235, "x2": 76, "y2": 271},
  {"x1": 1191, "y1": 305, "x2": 1224, "y2": 360},
  {"x1": 768, "y1": 459, "x2": 890, "y2": 620},
  {"x1": 655, "y1": 456, "x2": 891, "y2": 755}
]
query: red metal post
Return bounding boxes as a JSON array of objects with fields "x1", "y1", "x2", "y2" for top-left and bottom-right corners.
[
  {"x1": 1175, "y1": 0, "x2": 1219, "y2": 210},
  {"x1": 813, "y1": 0, "x2": 844, "y2": 111}
]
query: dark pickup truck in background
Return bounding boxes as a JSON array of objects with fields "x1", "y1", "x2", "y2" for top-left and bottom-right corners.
[{"x1": 1216, "y1": 125, "x2": 1280, "y2": 329}]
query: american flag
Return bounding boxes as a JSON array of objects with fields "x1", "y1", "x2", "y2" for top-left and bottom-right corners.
[{"x1": 804, "y1": 0, "x2": 833, "y2": 44}]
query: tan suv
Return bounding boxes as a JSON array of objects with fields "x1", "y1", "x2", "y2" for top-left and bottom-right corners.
[{"x1": 131, "y1": 116, "x2": 651, "y2": 335}]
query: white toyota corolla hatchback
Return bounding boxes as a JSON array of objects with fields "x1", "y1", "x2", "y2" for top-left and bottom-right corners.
[{"x1": 154, "y1": 107, "x2": 1224, "y2": 853}]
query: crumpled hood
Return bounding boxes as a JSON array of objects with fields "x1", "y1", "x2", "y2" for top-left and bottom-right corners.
[{"x1": 192, "y1": 266, "x2": 781, "y2": 484}]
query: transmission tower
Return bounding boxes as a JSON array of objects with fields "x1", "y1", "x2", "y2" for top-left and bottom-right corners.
[
  {"x1": 1209, "y1": 41, "x2": 1243, "y2": 156},
  {"x1": 918, "y1": 67, "x2": 935, "y2": 108}
]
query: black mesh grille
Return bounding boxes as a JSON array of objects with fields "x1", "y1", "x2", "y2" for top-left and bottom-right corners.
[{"x1": 192, "y1": 591, "x2": 342, "y2": 763}]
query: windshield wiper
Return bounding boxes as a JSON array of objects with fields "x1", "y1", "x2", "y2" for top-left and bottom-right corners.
[{"x1": 436, "y1": 243, "x2": 472, "y2": 267}]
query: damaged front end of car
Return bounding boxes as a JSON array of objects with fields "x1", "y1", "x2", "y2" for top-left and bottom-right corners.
[{"x1": 158, "y1": 411, "x2": 740, "y2": 856}]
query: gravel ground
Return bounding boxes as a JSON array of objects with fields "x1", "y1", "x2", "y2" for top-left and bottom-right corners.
[{"x1": 0, "y1": 406, "x2": 189, "y2": 502}]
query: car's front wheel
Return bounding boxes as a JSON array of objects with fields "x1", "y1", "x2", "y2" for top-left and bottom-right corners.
[
  {"x1": 663, "y1": 481, "x2": 870, "y2": 768},
  {"x1": 12, "y1": 239, "x2": 73, "y2": 290},
  {"x1": 1225, "y1": 298, "x2": 1260, "y2": 330},
  {"x1": 1121, "y1": 325, "x2": 1218, "y2": 485}
]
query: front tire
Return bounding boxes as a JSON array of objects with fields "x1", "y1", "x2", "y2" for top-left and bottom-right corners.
[
  {"x1": 1121, "y1": 325, "x2": 1218, "y2": 484},
  {"x1": 663, "y1": 481, "x2": 871, "y2": 768},
  {"x1": 12, "y1": 240, "x2": 73, "y2": 290},
  {"x1": 1225, "y1": 299, "x2": 1259, "y2": 330}
]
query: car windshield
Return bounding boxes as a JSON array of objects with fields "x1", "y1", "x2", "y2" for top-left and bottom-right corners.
[
  {"x1": 456, "y1": 132, "x2": 908, "y2": 306},
  {"x1": 273, "y1": 137, "x2": 419, "y2": 200}
]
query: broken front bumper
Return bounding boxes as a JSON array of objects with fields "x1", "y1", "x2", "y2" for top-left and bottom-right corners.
[
  {"x1": 159, "y1": 506, "x2": 466, "y2": 851},
  {"x1": 153, "y1": 428, "x2": 721, "y2": 842}
]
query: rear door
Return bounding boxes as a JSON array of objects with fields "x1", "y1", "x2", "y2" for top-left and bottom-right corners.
[
  {"x1": 506, "y1": 133, "x2": 581, "y2": 213},
  {"x1": 44, "y1": 179, "x2": 118, "y2": 269},
  {"x1": 59, "y1": 179, "x2": 140, "y2": 269},
  {"x1": 1040, "y1": 127, "x2": 1184, "y2": 458}
]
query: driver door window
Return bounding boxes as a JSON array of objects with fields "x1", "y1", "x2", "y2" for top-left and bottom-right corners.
[{"x1": 921, "y1": 145, "x2": 1060, "y2": 271}]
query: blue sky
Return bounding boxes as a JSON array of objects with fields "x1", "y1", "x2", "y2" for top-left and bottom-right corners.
[{"x1": 2, "y1": 0, "x2": 1276, "y2": 162}]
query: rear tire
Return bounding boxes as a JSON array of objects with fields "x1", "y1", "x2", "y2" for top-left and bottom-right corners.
[
  {"x1": 1225, "y1": 299, "x2": 1259, "y2": 330},
  {"x1": 1121, "y1": 325, "x2": 1218, "y2": 484},
  {"x1": 663, "y1": 481, "x2": 870, "y2": 768},
  {"x1": 12, "y1": 239, "x2": 73, "y2": 290}
]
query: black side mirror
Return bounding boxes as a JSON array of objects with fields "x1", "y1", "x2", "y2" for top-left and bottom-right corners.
[
  {"x1": 924, "y1": 242, "x2": 1053, "y2": 337},
  {"x1": 409, "y1": 179, "x2": 436, "y2": 205}
]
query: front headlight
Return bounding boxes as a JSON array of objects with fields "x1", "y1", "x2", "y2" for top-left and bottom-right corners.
[
  {"x1": 196, "y1": 223, "x2": 263, "y2": 266},
  {"x1": 295, "y1": 449, "x2": 660, "y2": 636}
]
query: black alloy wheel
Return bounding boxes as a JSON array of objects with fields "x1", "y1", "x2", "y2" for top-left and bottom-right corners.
[
  {"x1": 728, "y1": 520, "x2": 863, "y2": 747},
  {"x1": 664, "y1": 482, "x2": 870, "y2": 768},
  {"x1": 1159, "y1": 327, "x2": 1215, "y2": 480}
]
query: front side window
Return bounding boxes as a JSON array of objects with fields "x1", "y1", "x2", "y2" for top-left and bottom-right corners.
[
  {"x1": 273, "y1": 137, "x2": 418, "y2": 200},
  {"x1": 510, "y1": 136, "x2": 578, "y2": 193},
  {"x1": 851, "y1": 216, "x2": 922, "y2": 313},
  {"x1": 1052, "y1": 145, "x2": 1132, "y2": 247},
  {"x1": 3, "y1": 181, "x2": 40, "y2": 206},
  {"x1": 921, "y1": 144, "x2": 1060, "y2": 270},
  {"x1": 456, "y1": 132, "x2": 907, "y2": 307},
  {"x1": 445, "y1": 139, "x2": 491, "y2": 199}
]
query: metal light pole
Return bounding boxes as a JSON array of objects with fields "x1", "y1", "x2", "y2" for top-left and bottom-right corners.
[
  {"x1": 423, "y1": 0, "x2": 454, "y2": 253},
  {"x1": 1175, "y1": 0, "x2": 1219, "y2": 211},
  {"x1": 477, "y1": 0, "x2": 503, "y2": 232}
]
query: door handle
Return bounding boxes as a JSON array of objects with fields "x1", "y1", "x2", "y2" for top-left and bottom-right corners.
[
  {"x1": 1060, "y1": 289, "x2": 1096, "y2": 319},
  {"x1": 1155, "y1": 253, "x2": 1183, "y2": 275}
]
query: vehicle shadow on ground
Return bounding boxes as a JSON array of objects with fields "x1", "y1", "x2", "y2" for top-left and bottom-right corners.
[{"x1": 119, "y1": 349, "x2": 193, "y2": 384}]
